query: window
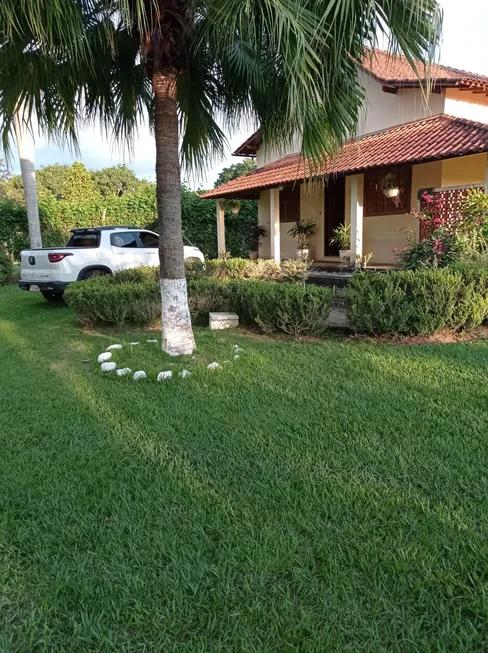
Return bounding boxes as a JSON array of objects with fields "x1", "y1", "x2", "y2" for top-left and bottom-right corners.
[
  {"x1": 279, "y1": 186, "x2": 300, "y2": 222},
  {"x1": 66, "y1": 232, "x2": 100, "y2": 248},
  {"x1": 364, "y1": 166, "x2": 412, "y2": 217},
  {"x1": 139, "y1": 231, "x2": 159, "y2": 248},
  {"x1": 110, "y1": 232, "x2": 140, "y2": 248}
]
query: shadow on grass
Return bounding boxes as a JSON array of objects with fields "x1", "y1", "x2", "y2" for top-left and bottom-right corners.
[{"x1": 2, "y1": 288, "x2": 488, "y2": 649}]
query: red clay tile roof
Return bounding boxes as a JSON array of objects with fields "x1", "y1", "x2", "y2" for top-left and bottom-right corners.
[
  {"x1": 202, "y1": 114, "x2": 488, "y2": 199},
  {"x1": 362, "y1": 48, "x2": 488, "y2": 87}
]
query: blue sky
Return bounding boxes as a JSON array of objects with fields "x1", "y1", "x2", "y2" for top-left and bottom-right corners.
[{"x1": 4, "y1": 0, "x2": 488, "y2": 189}]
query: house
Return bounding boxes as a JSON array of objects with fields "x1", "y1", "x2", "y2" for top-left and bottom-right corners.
[{"x1": 201, "y1": 50, "x2": 488, "y2": 267}]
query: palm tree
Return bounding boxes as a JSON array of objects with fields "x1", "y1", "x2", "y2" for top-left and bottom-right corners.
[
  {"x1": 13, "y1": 110, "x2": 42, "y2": 249},
  {"x1": 0, "y1": 0, "x2": 442, "y2": 355}
]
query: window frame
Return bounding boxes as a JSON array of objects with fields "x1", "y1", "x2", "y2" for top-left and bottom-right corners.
[
  {"x1": 363, "y1": 165, "x2": 413, "y2": 217},
  {"x1": 139, "y1": 231, "x2": 159, "y2": 249},
  {"x1": 110, "y1": 231, "x2": 143, "y2": 249},
  {"x1": 279, "y1": 185, "x2": 301, "y2": 223}
]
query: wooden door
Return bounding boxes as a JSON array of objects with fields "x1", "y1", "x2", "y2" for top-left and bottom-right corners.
[{"x1": 324, "y1": 177, "x2": 346, "y2": 256}]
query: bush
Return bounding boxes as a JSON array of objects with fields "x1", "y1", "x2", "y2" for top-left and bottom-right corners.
[
  {"x1": 0, "y1": 246, "x2": 13, "y2": 285},
  {"x1": 236, "y1": 281, "x2": 333, "y2": 336},
  {"x1": 185, "y1": 257, "x2": 309, "y2": 284},
  {"x1": 347, "y1": 268, "x2": 488, "y2": 335},
  {"x1": 66, "y1": 269, "x2": 333, "y2": 336},
  {"x1": 65, "y1": 272, "x2": 160, "y2": 327}
]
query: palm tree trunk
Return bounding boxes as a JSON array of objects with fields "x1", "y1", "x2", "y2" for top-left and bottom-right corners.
[
  {"x1": 13, "y1": 112, "x2": 42, "y2": 249},
  {"x1": 153, "y1": 71, "x2": 195, "y2": 356}
]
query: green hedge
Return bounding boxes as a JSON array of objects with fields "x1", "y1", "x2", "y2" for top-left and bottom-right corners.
[
  {"x1": 0, "y1": 246, "x2": 13, "y2": 285},
  {"x1": 0, "y1": 185, "x2": 257, "y2": 259},
  {"x1": 65, "y1": 270, "x2": 333, "y2": 337},
  {"x1": 185, "y1": 257, "x2": 309, "y2": 284},
  {"x1": 347, "y1": 267, "x2": 488, "y2": 335}
]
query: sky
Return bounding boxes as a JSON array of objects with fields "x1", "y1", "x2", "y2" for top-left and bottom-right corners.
[{"x1": 4, "y1": 0, "x2": 488, "y2": 190}]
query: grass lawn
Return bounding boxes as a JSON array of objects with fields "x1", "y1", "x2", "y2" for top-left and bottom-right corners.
[{"x1": 2, "y1": 284, "x2": 488, "y2": 651}]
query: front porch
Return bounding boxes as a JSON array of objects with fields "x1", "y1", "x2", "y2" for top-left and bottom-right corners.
[{"x1": 203, "y1": 115, "x2": 488, "y2": 266}]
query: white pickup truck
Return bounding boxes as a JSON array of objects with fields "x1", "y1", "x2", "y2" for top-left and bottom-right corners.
[{"x1": 19, "y1": 226, "x2": 205, "y2": 301}]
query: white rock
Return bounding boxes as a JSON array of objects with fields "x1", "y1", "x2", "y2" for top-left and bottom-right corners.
[
  {"x1": 157, "y1": 371, "x2": 173, "y2": 381},
  {"x1": 146, "y1": 339, "x2": 158, "y2": 343},
  {"x1": 208, "y1": 362, "x2": 220, "y2": 370},
  {"x1": 233, "y1": 354, "x2": 239, "y2": 360},
  {"x1": 115, "y1": 367, "x2": 132, "y2": 377},
  {"x1": 133, "y1": 370, "x2": 147, "y2": 381},
  {"x1": 179, "y1": 369, "x2": 191, "y2": 378},
  {"x1": 106, "y1": 344, "x2": 122, "y2": 351},
  {"x1": 130, "y1": 342, "x2": 140, "y2": 346},
  {"x1": 101, "y1": 362, "x2": 116, "y2": 372},
  {"x1": 98, "y1": 352, "x2": 112, "y2": 363}
]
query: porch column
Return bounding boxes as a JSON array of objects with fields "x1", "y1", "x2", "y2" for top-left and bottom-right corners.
[
  {"x1": 216, "y1": 199, "x2": 226, "y2": 256},
  {"x1": 269, "y1": 188, "x2": 280, "y2": 262},
  {"x1": 350, "y1": 174, "x2": 363, "y2": 268}
]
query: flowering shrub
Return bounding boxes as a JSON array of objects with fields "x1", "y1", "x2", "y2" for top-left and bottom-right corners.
[
  {"x1": 393, "y1": 227, "x2": 466, "y2": 270},
  {"x1": 394, "y1": 191, "x2": 474, "y2": 270}
]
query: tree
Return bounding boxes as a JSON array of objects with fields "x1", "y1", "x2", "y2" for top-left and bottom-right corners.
[
  {"x1": 214, "y1": 160, "x2": 257, "y2": 188},
  {"x1": 0, "y1": 0, "x2": 442, "y2": 355},
  {"x1": 36, "y1": 164, "x2": 73, "y2": 200},
  {"x1": 62, "y1": 162, "x2": 98, "y2": 204},
  {"x1": 13, "y1": 112, "x2": 42, "y2": 248},
  {"x1": 92, "y1": 165, "x2": 141, "y2": 198}
]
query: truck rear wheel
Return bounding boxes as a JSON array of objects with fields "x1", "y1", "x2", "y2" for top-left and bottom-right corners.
[
  {"x1": 41, "y1": 291, "x2": 64, "y2": 302},
  {"x1": 79, "y1": 268, "x2": 111, "y2": 281}
]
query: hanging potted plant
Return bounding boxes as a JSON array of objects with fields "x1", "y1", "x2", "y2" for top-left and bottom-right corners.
[
  {"x1": 380, "y1": 172, "x2": 400, "y2": 199},
  {"x1": 329, "y1": 223, "x2": 351, "y2": 264},
  {"x1": 287, "y1": 219, "x2": 316, "y2": 260}
]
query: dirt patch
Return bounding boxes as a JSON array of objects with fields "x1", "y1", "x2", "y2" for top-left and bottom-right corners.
[{"x1": 347, "y1": 326, "x2": 488, "y2": 346}]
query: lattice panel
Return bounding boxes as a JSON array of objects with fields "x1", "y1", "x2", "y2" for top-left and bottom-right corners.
[{"x1": 419, "y1": 186, "x2": 484, "y2": 240}]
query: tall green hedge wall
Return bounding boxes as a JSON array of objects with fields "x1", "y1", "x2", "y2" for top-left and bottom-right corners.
[{"x1": 0, "y1": 185, "x2": 257, "y2": 259}]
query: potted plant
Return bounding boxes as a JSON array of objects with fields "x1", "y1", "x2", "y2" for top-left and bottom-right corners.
[
  {"x1": 329, "y1": 223, "x2": 351, "y2": 263},
  {"x1": 224, "y1": 199, "x2": 241, "y2": 214},
  {"x1": 248, "y1": 223, "x2": 267, "y2": 260},
  {"x1": 355, "y1": 252, "x2": 373, "y2": 269},
  {"x1": 287, "y1": 219, "x2": 316, "y2": 260},
  {"x1": 380, "y1": 172, "x2": 400, "y2": 198}
]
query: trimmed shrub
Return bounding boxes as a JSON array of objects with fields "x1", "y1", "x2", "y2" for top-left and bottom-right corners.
[
  {"x1": 64, "y1": 273, "x2": 160, "y2": 326},
  {"x1": 185, "y1": 257, "x2": 309, "y2": 284},
  {"x1": 0, "y1": 246, "x2": 13, "y2": 285},
  {"x1": 236, "y1": 281, "x2": 333, "y2": 336},
  {"x1": 186, "y1": 279, "x2": 234, "y2": 325},
  {"x1": 347, "y1": 268, "x2": 488, "y2": 335},
  {"x1": 65, "y1": 270, "x2": 333, "y2": 336}
]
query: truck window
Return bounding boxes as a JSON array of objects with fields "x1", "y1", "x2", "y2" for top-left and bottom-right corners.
[
  {"x1": 110, "y1": 232, "x2": 140, "y2": 248},
  {"x1": 139, "y1": 231, "x2": 159, "y2": 248},
  {"x1": 66, "y1": 233, "x2": 100, "y2": 247}
]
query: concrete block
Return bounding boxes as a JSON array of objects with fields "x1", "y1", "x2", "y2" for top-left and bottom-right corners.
[{"x1": 209, "y1": 312, "x2": 239, "y2": 330}]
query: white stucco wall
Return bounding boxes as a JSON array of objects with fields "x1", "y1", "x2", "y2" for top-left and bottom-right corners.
[
  {"x1": 357, "y1": 71, "x2": 445, "y2": 136},
  {"x1": 256, "y1": 133, "x2": 302, "y2": 168},
  {"x1": 444, "y1": 89, "x2": 488, "y2": 125},
  {"x1": 258, "y1": 189, "x2": 298, "y2": 259}
]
